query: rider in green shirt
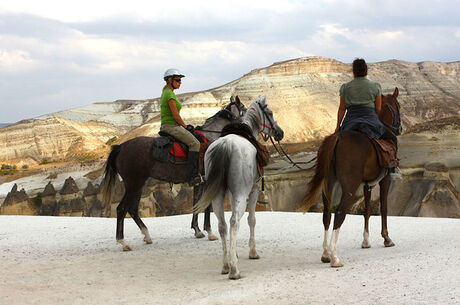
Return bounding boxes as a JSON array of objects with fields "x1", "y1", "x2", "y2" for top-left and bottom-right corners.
[{"x1": 160, "y1": 68, "x2": 203, "y2": 186}]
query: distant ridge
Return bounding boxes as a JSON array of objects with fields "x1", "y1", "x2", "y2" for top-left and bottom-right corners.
[{"x1": 0, "y1": 123, "x2": 11, "y2": 129}]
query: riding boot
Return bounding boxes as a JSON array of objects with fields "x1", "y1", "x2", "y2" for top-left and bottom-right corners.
[
  {"x1": 389, "y1": 167, "x2": 402, "y2": 180},
  {"x1": 186, "y1": 151, "x2": 204, "y2": 186}
]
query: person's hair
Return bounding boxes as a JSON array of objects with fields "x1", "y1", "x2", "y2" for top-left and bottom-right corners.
[
  {"x1": 163, "y1": 77, "x2": 172, "y2": 90},
  {"x1": 352, "y1": 58, "x2": 367, "y2": 77}
]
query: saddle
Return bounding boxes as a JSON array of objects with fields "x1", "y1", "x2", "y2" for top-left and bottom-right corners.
[
  {"x1": 370, "y1": 138, "x2": 399, "y2": 168},
  {"x1": 220, "y1": 122, "x2": 270, "y2": 168},
  {"x1": 151, "y1": 130, "x2": 209, "y2": 165}
]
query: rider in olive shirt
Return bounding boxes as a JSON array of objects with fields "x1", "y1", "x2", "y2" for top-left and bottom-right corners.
[
  {"x1": 160, "y1": 68, "x2": 203, "y2": 186},
  {"x1": 335, "y1": 58, "x2": 401, "y2": 179}
]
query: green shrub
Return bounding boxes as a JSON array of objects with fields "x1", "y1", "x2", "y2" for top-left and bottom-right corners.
[
  {"x1": 39, "y1": 159, "x2": 50, "y2": 165},
  {"x1": 106, "y1": 136, "x2": 118, "y2": 146},
  {"x1": 22, "y1": 164, "x2": 29, "y2": 169}
]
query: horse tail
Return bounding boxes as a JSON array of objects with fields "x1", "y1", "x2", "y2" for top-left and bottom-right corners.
[
  {"x1": 299, "y1": 134, "x2": 339, "y2": 212},
  {"x1": 101, "y1": 144, "x2": 121, "y2": 212},
  {"x1": 193, "y1": 141, "x2": 230, "y2": 214}
]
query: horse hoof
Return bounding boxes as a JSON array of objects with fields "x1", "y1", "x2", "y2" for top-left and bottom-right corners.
[
  {"x1": 221, "y1": 265, "x2": 230, "y2": 274},
  {"x1": 249, "y1": 250, "x2": 260, "y2": 259},
  {"x1": 229, "y1": 273, "x2": 241, "y2": 280},
  {"x1": 330, "y1": 260, "x2": 343, "y2": 268},
  {"x1": 123, "y1": 245, "x2": 132, "y2": 251},
  {"x1": 384, "y1": 241, "x2": 395, "y2": 247},
  {"x1": 361, "y1": 242, "x2": 371, "y2": 249},
  {"x1": 321, "y1": 256, "x2": 331, "y2": 263},
  {"x1": 195, "y1": 231, "x2": 205, "y2": 239},
  {"x1": 144, "y1": 237, "x2": 152, "y2": 244},
  {"x1": 208, "y1": 234, "x2": 218, "y2": 241}
]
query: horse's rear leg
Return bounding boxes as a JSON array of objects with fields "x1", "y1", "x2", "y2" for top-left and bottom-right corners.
[
  {"x1": 379, "y1": 176, "x2": 395, "y2": 247},
  {"x1": 228, "y1": 193, "x2": 248, "y2": 280},
  {"x1": 116, "y1": 181, "x2": 144, "y2": 251},
  {"x1": 116, "y1": 201, "x2": 131, "y2": 251},
  {"x1": 212, "y1": 189, "x2": 229, "y2": 275},
  {"x1": 329, "y1": 183, "x2": 360, "y2": 267},
  {"x1": 247, "y1": 186, "x2": 260, "y2": 259},
  {"x1": 128, "y1": 200, "x2": 152, "y2": 245},
  {"x1": 321, "y1": 192, "x2": 332, "y2": 263},
  {"x1": 204, "y1": 205, "x2": 218, "y2": 241},
  {"x1": 362, "y1": 186, "x2": 372, "y2": 248},
  {"x1": 191, "y1": 185, "x2": 206, "y2": 239}
]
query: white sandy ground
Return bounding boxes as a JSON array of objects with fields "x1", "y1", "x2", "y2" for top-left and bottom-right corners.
[{"x1": 0, "y1": 212, "x2": 459, "y2": 305}]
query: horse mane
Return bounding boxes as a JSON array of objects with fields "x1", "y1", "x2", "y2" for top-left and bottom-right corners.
[
  {"x1": 196, "y1": 109, "x2": 237, "y2": 130},
  {"x1": 241, "y1": 107, "x2": 259, "y2": 134}
]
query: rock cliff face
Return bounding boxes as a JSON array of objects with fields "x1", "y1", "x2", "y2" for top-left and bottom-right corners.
[{"x1": 1, "y1": 56, "x2": 459, "y2": 163}]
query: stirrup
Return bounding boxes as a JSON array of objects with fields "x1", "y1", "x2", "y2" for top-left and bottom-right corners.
[
  {"x1": 389, "y1": 167, "x2": 402, "y2": 180},
  {"x1": 257, "y1": 190, "x2": 269, "y2": 205},
  {"x1": 189, "y1": 174, "x2": 205, "y2": 187}
]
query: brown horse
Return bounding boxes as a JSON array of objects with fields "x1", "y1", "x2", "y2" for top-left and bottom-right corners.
[
  {"x1": 301, "y1": 87, "x2": 401, "y2": 267},
  {"x1": 101, "y1": 97, "x2": 246, "y2": 251}
]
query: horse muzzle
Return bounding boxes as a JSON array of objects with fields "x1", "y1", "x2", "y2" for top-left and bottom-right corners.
[{"x1": 273, "y1": 126, "x2": 284, "y2": 141}]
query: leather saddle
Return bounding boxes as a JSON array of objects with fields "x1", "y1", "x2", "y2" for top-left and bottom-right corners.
[{"x1": 151, "y1": 130, "x2": 209, "y2": 165}]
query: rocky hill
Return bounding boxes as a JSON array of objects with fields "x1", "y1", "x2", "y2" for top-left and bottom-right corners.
[{"x1": 1, "y1": 56, "x2": 459, "y2": 164}]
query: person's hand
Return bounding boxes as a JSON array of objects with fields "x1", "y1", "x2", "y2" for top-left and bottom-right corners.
[{"x1": 186, "y1": 124, "x2": 194, "y2": 131}]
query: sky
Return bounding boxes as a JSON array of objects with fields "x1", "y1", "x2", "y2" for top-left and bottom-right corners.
[{"x1": 0, "y1": 0, "x2": 459, "y2": 123}]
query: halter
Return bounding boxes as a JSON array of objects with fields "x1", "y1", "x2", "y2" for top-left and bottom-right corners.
[
  {"x1": 382, "y1": 97, "x2": 402, "y2": 135},
  {"x1": 250, "y1": 101, "x2": 278, "y2": 141}
]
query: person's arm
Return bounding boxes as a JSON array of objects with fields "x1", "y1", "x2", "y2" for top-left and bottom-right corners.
[
  {"x1": 335, "y1": 97, "x2": 346, "y2": 132},
  {"x1": 374, "y1": 95, "x2": 382, "y2": 116},
  {"x1": 168, "y1": 99, "x2": 186, "y2": 128}
]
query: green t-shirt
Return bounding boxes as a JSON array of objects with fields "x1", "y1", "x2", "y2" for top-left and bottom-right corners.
[
  {"x1": 160, "y1": 88, "x2": 181, "y2": 125},
  {"x1": 339, "y1": 77, "x2": 382, "y2": 108}
]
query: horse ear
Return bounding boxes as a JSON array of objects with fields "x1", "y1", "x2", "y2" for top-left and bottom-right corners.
[
  {"x1": 230, "y1": 96, "x2": 235, "y2": 103},
  {"x1": 393, "y1": 87, "x2": 399, "y2": 98},
  {"x1": 235, "y1": 95, "x2": 241, "y2": 105}
]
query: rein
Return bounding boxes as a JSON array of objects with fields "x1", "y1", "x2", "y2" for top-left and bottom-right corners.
[
  {"x1": 251, "y1": 102, "x2": 314, "y2": 170},
  {"x1": 381, "y1": 97, "x2": 402, "y2": 135}
]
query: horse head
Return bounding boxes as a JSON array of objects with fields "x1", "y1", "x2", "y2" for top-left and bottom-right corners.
[
  {"x1": 250, "y1": 96, "x2": 284, "y2": 141},
  {"x1": 380, "y1": 87, "x2": 402, "y2": 136}
]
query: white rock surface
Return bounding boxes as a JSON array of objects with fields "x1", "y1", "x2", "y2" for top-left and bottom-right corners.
[{"x1": 0, "y1": 212, "x2": 459, "y2": 305}]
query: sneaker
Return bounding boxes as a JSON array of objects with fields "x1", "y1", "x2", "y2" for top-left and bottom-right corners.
[
  {"x1": 257, "y1": 190, "x2": 269, "y2": 204},
  {"x1": 389, "y1": 167, "x2": 402, "y2": 180}
]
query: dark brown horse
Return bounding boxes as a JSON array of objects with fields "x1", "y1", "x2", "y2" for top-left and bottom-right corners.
[
  {"x1": 101, "y1": 97, "x2": 246, "y2": 251},
  {"x1": 301, "y1": 87, "x2": 401, "y2": 267}
]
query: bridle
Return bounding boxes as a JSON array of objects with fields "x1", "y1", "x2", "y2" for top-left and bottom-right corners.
[
  {"x1": 250, "y1": 101, "x2": 278, "y2": 141},
  {"x1": 382, "y1": 97, "x2": 402, "y2": 135}
]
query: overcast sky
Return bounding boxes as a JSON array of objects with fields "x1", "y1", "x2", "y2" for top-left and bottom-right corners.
[{"x1": 1, "y1": 0, "x2": 459, "y2": 123}]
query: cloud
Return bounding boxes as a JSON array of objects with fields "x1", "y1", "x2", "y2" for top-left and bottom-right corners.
[{"x1": 1, "y1": 1, "x2": 460, "y2": 122}]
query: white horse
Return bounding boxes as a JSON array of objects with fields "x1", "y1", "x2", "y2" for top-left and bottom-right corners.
[{"x1": 194, "y1": 96, "x2": 284, "y2": 279}]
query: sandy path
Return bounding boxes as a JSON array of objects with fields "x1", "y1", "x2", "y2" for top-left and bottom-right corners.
[{"x1": 0, "y1": 212, "x2": 459, "y2": 305}]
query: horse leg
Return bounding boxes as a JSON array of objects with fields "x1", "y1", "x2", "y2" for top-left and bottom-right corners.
[
  {"x1": 204, "y1": 205, "x2": 218, "y2": 241},
  {"x1": 379, "y1": 176, "x2": 395, "y2": 247},
  {"x1": 228, "y1": 194, "x2": 248, "y2": 280},
  {"x1": 321, "y1": 192, "x2": 332, "y2": 263},
  {"x1": 191, "y1": 185, "x2": 205, "y2": 239},
  {"x1": 116, "y1": 200, "x2": 131, "y2": 251},
  {"x1": 362, "y1": 186, "x2": 372, "y2": 248},
  {"x1": 212, "y1": 189, "x2": 229, "y2": 275},
  {"x1": 247, "y1": 187, "x2": 259, "y2": 259},
  {"x1": 329, "y1": 183, "x2": 360, "y2": 267},
  {"x1": 127, "y1": 195, "x2": 152, "y2": 245},
  {"x1": 116, "y1": 181, "x2": 144, "y2": 251}
]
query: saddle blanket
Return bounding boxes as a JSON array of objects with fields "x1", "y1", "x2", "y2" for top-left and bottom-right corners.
[{"x1": 371, "y1": 138, "x2": 399, "y2": 168}]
